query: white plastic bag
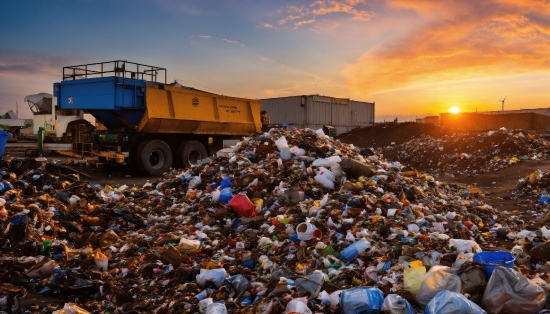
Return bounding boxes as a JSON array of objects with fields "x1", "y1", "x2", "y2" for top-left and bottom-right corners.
[
  {"x1": 189, "y1": 175, "x2": 202, "y2": 189},
  {"x1": 196, "y1": 268, "x2": 227, "y2": 287},
  {"x1": 206, "y1": 302, "x2": 228, "y2": 314},
  {"x1": 416, "y1": 265, "x2": 461, "y2": 307},
  {"x1": 285, "y1": 297, "x2": 312, "y2": 313},
  {"x1": 449, "y1": 239, "x2": 481, "y2": 254},
  {"x1": 314, "y1": 167, "x2": 336, "y2": 189}
]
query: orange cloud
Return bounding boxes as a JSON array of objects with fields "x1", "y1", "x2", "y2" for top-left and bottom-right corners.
[
  {"x1": 277, "y1": 0, "x2": 373, "y2": 28},
  {"x1": 294, "y1": 19, "x2": 316, "y2": 28},
  {"x1": 344, "y1": 0, "x2": 550, "y2": 94}
]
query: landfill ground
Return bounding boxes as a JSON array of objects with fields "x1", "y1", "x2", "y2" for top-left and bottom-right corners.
[{"x1": 3, "y1": 123, "x2": 550, "y2": 313}]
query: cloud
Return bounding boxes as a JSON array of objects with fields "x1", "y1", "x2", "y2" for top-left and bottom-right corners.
[
  {"x1": 276, "y1": 0, "x2": 373, "y2": 28},
  {"x1": 261, "y1": 23, "x2": 279, "y2": 30},
  {"x1": 222, "y1": 38, "x2": 244, "y2": 46},
  {"x1": 343, "y1": 0, "x2": 550, "y2": 94},
  {"x1": 193, "y1": 35, "x2": 245, "y2": 46},
  {"x1": 0, "y1": 51, "x2": 77, "y2": 77},
  {"x1": 294, "y1": 19, "x2": 316, "y2": 28}
]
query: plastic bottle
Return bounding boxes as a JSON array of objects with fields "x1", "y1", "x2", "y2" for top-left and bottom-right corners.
[
  {"x1": 296, "y1": 222, "x2": 317, "y2": 241},
  {"x1": 339, "y1": 238, "x2": 371, "y2": 262}
]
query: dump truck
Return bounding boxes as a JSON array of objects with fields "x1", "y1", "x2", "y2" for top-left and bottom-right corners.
[{"x1": 54, "y1": 60, "x2": 266, "y2": 176}]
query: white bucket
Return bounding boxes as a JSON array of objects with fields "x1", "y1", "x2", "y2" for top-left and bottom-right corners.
[
  {"x1": 94, "y1": 257, "x2": 108, "y2": 271},
  {"x1": 211, "y1": 190, "x2": 220, "y2": 202}
]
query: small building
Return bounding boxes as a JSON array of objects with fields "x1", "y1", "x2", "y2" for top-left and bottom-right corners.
[{"x1": 260, "y1": 95, "x2": 375, "y2": 135}]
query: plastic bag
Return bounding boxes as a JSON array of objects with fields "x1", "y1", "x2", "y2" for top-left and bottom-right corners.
[
  {"x1": 56, "y1": 302, "x2": 91, "y2": 314},
  {"x1": 339, "y1": 158, "x2": 374, "y2": 178},
  {"x1": 449, "y1": 239, "x2": 482, "y2": 254},
  {"x1": 196, "y1": 268, "x2": 227, "y2": 287},
  {"x1": 295, "y1": 271, "x2": 324, "y2": 298},
  {"x1": 206, "y1": 302, "x2": 228, "y2": 314},
  {"x1": 314, "y1": 167, "x2": 336, "y2": 189},
  {"x1": 285, "y1": 297, "x2": 312, "y2": 314},
  {"x1": 178, "y1": 238, "x2": 201, "y2": 253},
  {"x1": 457, "y1": 261, "x2": 486, "y2": 295},
  {"x1": 312, "y1": 156, "x2": 341, "y2": 168},
  {"x1": 229, "y1": 194, "x2": 256, "y2": 217},
  {"x1": 403, "y1": 265, "x2": 426, "y2": 295},
  {"x1": 220, "y1": 177, "x2": 232, "y2": 189},
  {"x1": 219, "y1": 187, "x2": 233, "y2": 203},
  {"x1": 416, "y1": 265, "x2": 461, "y2": 308},
  {"x1": 482, "y1": 266, "x2": 545, "y2": 314},
  {"x1": 229, "y1": 274, "x2": 250, "y2": 295},
  {"x1": 189, "y1": 175, "x2": 202, "y2": 189},
  {"x1": 340, "y1": 286, "x2": 384, "y2": 314},
  {"x1": 424, "y1": 290, "x2": 486, "y2": 314},
  {"x1": 381, "y1": 294, "x2": 415, "y2": 314}
]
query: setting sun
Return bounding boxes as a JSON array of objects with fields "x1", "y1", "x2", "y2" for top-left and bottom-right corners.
[{"x1": 449, "y1": 106, "x2": 461, "y2": 114}]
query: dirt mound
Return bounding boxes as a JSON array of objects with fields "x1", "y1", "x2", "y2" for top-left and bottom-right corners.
[
  {"x1": 336, "y1": 122, "x2": 463, "y2": 148},
  {"x1": 337, "y1": 123, "x2": 550, "y2": 178}
]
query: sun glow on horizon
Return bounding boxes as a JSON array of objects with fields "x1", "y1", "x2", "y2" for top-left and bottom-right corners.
[{"x1": 449, "y1": 106, "x2": 461, "y2": 114}]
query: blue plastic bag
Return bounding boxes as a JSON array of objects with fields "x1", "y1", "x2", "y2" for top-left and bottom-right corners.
[
  {"x1": 340, "y1": 286, "x2": 384, "y2": 314},
  {"x1": 220, "y1": 177, "x2": 232, "y2": 189},
  {"x1": 424, "y1": 290, "x2": 486, "y2": 314},
  {"x1": 219, "y1": 187, "x2": 233, "y2": 203},
  {"x1": 0, "y1": 181, "x2": 12, "y2": 195}
]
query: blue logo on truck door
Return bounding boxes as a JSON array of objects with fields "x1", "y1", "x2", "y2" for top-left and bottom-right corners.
[{"x1": 68, "y1": 97, "x2": 73, "y2": 104}]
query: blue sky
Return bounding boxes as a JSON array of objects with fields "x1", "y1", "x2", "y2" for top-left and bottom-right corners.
[{"x1": 1, "y1": 0, "x2": 548, "y2": 121}]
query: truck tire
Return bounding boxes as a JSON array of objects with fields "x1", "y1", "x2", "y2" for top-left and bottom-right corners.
[
  {"x1": 136, "y1": 139, "x2": 173, "y2": 176},
  {"x1": 177, "y1": 140, "x2": 207, "y2": 168}
]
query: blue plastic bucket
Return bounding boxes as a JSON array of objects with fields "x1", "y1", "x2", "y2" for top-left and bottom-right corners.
[
  {"x1": 473, "y1": 251, "x2": 515, "y2": 278},
  {"x1": 0, "y1": 130, "x2": 11, "y2": 157}
]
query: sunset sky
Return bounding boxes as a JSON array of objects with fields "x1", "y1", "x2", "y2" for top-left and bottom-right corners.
[{"x1": 0, "y1": 0, "x2": 548, "y2": 121}]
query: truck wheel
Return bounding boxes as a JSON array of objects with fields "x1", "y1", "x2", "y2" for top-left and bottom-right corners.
[
  {"x1": 134, "y1": 142, "x2": 147, "y2": 174},
  {"x1": 177, "y1": 140, "x2": 207, "y2": 168},
  {"x1": 137, "y1": 139, "x2": 173, "y2": 176}
]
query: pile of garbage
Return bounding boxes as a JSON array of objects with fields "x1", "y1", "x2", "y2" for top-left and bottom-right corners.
[
  {"x1": 1, "y1": 127, "x2": 550, "y2": 313},
  {"x1": 381, "y1": 128, "x2": 550, "y2": 178}
]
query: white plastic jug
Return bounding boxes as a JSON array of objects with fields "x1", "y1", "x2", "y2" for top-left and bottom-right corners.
[
  {"x1": 280, "y1": 147, "x2": 292, "y2": 160},
  {"x1": 275, "y1": 136, "x2": 289, "y2": 151},
  {"x1": 296, "y1": 222, "x2": 317, "y2": 241}
]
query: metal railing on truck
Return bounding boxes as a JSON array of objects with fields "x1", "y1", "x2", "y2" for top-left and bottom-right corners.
[{"x1": 62, "y1": 60, "x2": 167, "y2": 83}]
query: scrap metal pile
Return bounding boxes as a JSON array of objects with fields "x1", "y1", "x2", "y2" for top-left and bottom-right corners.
[
  {"x1": 1, "y1": 128, "x2": 550, "y2": 313},
  {"x1": 381, "y1": 128, "x2": 550, "y2": 178}
]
